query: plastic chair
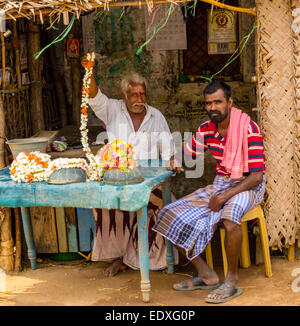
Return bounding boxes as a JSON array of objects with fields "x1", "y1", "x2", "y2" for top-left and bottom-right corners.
[{"x1": 205, "y1": 205, "x2": 272, "y2": 278}]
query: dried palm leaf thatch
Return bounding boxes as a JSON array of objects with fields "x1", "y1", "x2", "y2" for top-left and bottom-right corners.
[
  {"x1": 0, "y1": 0, "x2": 104, "y2": 20},
  {"x1": 291, "y1": 0, "x2": 300, "y2": 246},
  {"x1": 256, "y1": 0, "x2": 297, "y2": 250},
  {"x1": 0, "y1": 0, "x2": 256, "y2": 20}
]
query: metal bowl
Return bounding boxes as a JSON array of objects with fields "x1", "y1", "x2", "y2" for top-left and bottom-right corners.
[
  {"x1": 103, "y1": 167, "x2": 144, "y2": 185},
  {"x1": 48, "y1": 168, "x2": 87, "y2": 184}
]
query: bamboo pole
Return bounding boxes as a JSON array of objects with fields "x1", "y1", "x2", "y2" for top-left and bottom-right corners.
[{"x1": 4, "y1": 0, "x2": 257, "y2": 19}]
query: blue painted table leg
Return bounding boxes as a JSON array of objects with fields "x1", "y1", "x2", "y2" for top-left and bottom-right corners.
[
  {"x1": 163, "y1": 181, "x2": 174, "y2": 274},
  {"x1": 137, "y1": 206, "x2": 150, "y2": 303},
  {"x1": 20, "y1": 207, "x2": 37, "y2": 270}
]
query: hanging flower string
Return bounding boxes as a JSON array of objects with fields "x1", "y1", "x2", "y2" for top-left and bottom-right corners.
[{"x1": 80, "y1": 52, "x2": 104, "y2": 181}]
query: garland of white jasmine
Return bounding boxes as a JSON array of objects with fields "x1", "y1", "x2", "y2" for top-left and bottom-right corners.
[
  {"x1": 10, "y1": 53, "x2": 104, "y2": 183},
  {"x1": 80, "y1": 52, "x2": 104, "y2": 181}
]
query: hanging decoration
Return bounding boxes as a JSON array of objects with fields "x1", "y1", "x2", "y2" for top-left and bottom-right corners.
[
  {"x1": 80, "y1": 52, "x2": 104, "y2": 181},
  {"x1": 34, "y1": 12, "x2": 76, "y2": 60}
]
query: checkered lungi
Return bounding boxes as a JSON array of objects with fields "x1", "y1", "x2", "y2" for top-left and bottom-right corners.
[{"x1": 152, "y1": 175, "x2": 266, "y2": 261}]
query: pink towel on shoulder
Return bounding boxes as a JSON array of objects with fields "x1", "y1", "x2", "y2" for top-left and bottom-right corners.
[{"x1": 221, "y1": 106, "x2": 250, "y2": 179}]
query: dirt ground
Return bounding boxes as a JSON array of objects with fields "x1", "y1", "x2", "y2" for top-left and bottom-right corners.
[{"x1": 0, "y1": 255, "x2": 299, "y2": 307}]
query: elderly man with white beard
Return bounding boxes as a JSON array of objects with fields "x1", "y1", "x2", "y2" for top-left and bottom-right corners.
[{"x1": 81, "y1": 55, "x2": 182, "y2": 277}]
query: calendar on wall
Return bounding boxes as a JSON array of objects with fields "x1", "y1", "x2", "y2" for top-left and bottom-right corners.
[
  {"x1": 145, "y1": 4, "x2": 187, "y2": 51},
  {"x1": 207, "y1": 9, "x2": 237, "y2": 54}
]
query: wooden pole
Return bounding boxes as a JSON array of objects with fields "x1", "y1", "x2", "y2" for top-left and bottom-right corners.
[
  {"x1": 1, "y1": 32, "x2": 5, "y2": 90},
  {"x1": 0, "y1": 207, "x2": 14, "y2": 272},
  {"x1": 0, "y1": 40, "x2": 14, "y2": 271},
  {"x1": 13, "y1": 21, "x2": 22, "y2": 89},
  {"x1": 27, "y1": 21, "x2": 45, "y2": 134},
  {"x1": 13, "y1": 208, "x2": 22, "y2": 272},
  {"x1": 46, "y1": 30, "x2": 68, "y2": 127},
  {"x1": 70, "y1": 21, "x2": 82, "y2": 127},
  {"x1": 0, "y1": 93, "x2": 5, "y2": 169}
]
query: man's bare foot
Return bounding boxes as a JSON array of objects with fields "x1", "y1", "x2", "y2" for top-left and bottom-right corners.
[{"x1": 104, "y1": 259, "x2": 127, "y2": 277}]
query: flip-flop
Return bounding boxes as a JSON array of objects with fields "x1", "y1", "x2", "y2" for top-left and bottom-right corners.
[
  {"x1": 205, "y1": 282, "x2": 243, "y2": 304},
  {"x1": 173, "y1": 276, "x2": 219, "y2": 291}
]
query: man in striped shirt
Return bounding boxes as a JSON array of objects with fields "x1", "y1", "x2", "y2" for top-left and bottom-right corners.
[{"x1": 153, "y1": 80, "x2": 266, "y2": 304}]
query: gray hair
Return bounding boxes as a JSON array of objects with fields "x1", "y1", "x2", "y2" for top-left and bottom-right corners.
[{"x1": 120, "y1": 72, "x2": 148, "y2": 94}]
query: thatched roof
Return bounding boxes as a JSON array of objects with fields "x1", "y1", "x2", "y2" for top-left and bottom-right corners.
[
  {"x1": 1, "y1": 0, "x2": 105, "y2": 20},
  {"x1": 0, "y1": 0, "x2": 256, "y2": 20}
]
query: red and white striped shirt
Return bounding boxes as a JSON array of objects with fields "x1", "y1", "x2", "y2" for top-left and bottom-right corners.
[{"x1": 184, "y1": 119, "x2": 265, "y2": 176}]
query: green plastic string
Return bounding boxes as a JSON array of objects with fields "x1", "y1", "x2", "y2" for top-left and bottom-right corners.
[
  {"x1": 136, "y1": 3, "x2": 175, "y2": 56},
  {"x1": 46, "y1": 15, "x2": 59, "y2": 31},
  {"x1": 34, "y1": 13, "x2": 76, "y2": 60},
  {"x1": 201, "y1": 22, "x2": 259, "y2": 83}
]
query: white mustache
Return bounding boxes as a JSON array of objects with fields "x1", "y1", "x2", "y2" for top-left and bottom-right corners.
[{"x1": 132, "y1": 103, "x2": 147, "y2": 108}]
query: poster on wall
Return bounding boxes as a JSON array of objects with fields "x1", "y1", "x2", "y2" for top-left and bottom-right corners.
[
  {"x1": 145, "y1": 4, "x2": 187, "y2": 51},
  {"x1": 208, "y1": 9, "x2": 237, "y2": 54}
]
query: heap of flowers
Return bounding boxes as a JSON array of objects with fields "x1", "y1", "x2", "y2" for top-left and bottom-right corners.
[
  {"x1": 9, "y1": 151, "x2": 51, "y2": 183},
  {"x1": 80, "y1": 51, "x2": 104, "y2": 181},
  {"x1": 44, "y1": 158, "x2": 88, "y2": 180},
  {"x1": 96, "y1": 139, "x2": 137, "y2": 173}
]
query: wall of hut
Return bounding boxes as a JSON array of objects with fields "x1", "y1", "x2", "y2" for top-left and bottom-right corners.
[{"x1": 82, "y1": 4, "x2": 257, "y2": 198}]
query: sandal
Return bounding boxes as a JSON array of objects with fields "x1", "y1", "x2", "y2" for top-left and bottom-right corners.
[
  {"x1": 173, "y1": 276, "x2": 219, "y2": 291},
  {"x1": 205, "y1": 282, "x2": 243, "y2": 304}
]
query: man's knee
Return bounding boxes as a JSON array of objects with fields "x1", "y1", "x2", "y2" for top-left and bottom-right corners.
[{"x1": 222, "y1": 219, "x2": 241, "y2": 234}]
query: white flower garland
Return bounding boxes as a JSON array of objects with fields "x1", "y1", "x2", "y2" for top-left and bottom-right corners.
[
  {"x1": 10, "y1": 53, "x2": 105, "y2": 183},
  {"x1": 80, "y1": 52, "x2": 104, "y2": 181},
  {"x1": 9, "y1": 151, "x2": 51, "y2": 183}
]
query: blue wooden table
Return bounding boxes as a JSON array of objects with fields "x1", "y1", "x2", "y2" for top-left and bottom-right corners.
[{"x1": 0, "y1": 159, "x2": 174, "y2": 302}]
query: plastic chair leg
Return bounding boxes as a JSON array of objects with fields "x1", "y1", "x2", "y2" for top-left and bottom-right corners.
[
  {"x1": 205, "y1": 242, "x2": 214, "y2": 270},
  {"x1": 288, "y1": 244, "x2": 295, "y2": 262},
  {"x1": 257, "y1": 215, "x2": 272, "y2": 277},
  {"x1": 240, "y1": 221, "x2": 251, "y2": 268}
]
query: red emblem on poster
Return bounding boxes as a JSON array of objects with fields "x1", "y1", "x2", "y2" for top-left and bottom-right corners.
[{"x1": 66, "y1": 38, "x2": 80, "y2": 58}]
